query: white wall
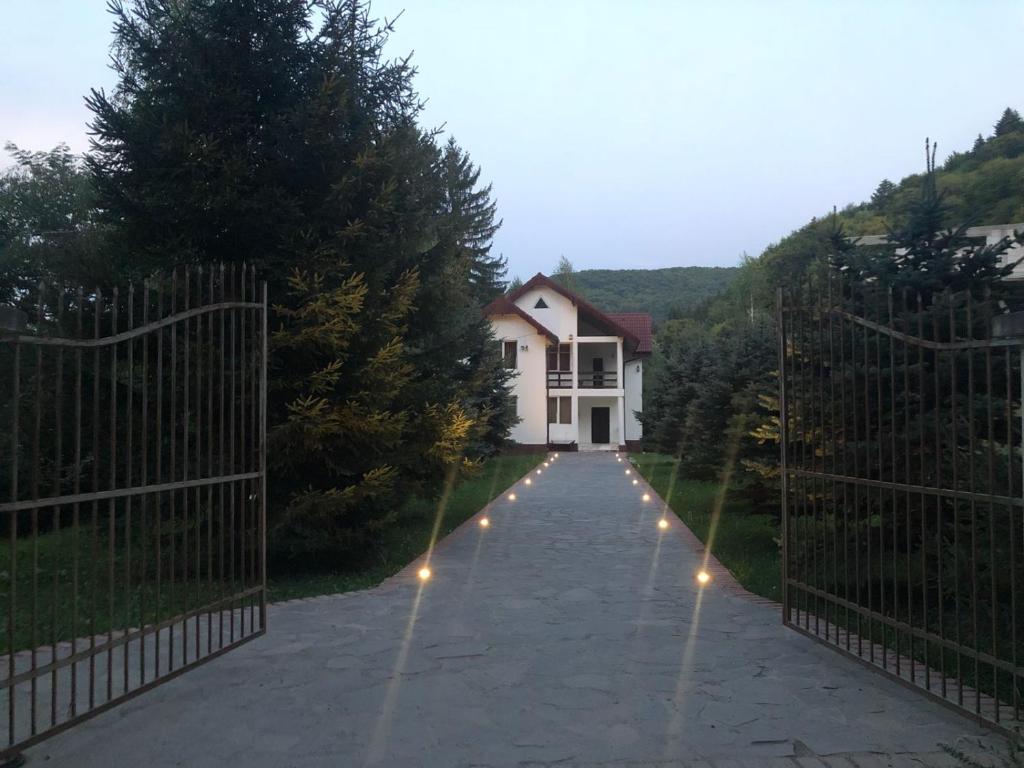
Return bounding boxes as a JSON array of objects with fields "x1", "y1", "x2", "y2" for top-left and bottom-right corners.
[
  {"x1": 490, "y1": 314, "x2": 549, "y2": 445},
  {"x1": 624, "y1": 359, "x2": 643, "y2": 441},
  {"x1": 517, "y1": 287, "x2": 576, "y2": 341}
]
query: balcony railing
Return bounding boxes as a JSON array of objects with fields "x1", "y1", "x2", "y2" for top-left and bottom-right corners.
[
  {"x1": 546, "y1": 371, "x2": 618, "y2": 388},
  {"x1": 547, "y1": 371, "x2": 573, "y2": 388},
  {"x1": 578, "y1": 371, "x2": 617, "y2": 388}
]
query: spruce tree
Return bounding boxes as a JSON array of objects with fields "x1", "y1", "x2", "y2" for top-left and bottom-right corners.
[
  {"x1": 439, "y1": 138, "x2": 506, "y2": 303},
  {"x1": 870, "y1": 178, "x2": 896, "y2": 211},
  {"x1": 88, "y1": 0, "x2": 514, "y2": 567},
  {"x1": 994, "y1": 107, "x2": 1024, "y2": 137}
]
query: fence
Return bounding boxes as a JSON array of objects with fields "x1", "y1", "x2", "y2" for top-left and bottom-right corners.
[
  {"x1": 778, "y1": 278, "x2": 1024, "y2": 732},
  {"x1": 0, "y1": 264, "x2": 267, "y2": 757}
]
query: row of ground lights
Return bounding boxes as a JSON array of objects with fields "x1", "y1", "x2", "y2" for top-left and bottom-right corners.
[
  {"x1": 417, "y1": 453, "x2": 561, "y2": 582},
  {"x1": 616, "y1": 453, "x2": 710, "y2": 587}
]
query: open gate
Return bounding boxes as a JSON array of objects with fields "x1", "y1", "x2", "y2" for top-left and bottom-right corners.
[
  {"x1": 0, "y1": 264, "x2": 267, "y2": 757},
  {"x1": 778, "y1": 279, "x2": 1024, "y2": 732}
]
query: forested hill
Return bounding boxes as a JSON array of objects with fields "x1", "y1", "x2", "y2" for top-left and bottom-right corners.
[{"x1": 555, "y1": 266, "x2": 739, "y2": 322}]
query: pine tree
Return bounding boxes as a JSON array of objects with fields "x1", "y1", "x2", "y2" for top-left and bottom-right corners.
[
  {"x1": 870, "y1": 178, "x2": 896, "y2": 211},
  {"x1": 439, "y1": 138, "x2": 506, "y2": 303},
  {"x1": 831, "y1": 139, "x2": 1023, "y2": 296},
  {"x1": 88, "y1": 0, "x2": 514, "y2": 567},
  {"x1": 994, "y1": 107, "x2": 1024, "y2": 137},
  {"x1": 972, "y1": 133, "x2": 985, "y2": 153}
]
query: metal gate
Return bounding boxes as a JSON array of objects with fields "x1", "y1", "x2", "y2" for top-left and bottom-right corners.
[
  {"x1": 778, "y1": 279, "x2": 1023, "y2": 732},
  {"x1": 0, "y1": 264, "x2": 267, "y2": 756}
]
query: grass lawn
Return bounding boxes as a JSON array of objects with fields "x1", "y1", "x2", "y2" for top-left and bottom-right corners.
[
  {"x1": 0, "y1": 452, "x2": 542, "y2": 652},
  {"x1": 266, "y1": 451, "x2": 543, "y2": 602},
  {"x1": 629, "y1": 452, "x2": 782, "y2": 601}
]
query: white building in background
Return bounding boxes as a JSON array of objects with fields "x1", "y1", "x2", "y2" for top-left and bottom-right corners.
[
  {"x1": 483, "y1": 273, "x2": 652, "y2": 451},
  {"x1": 856, "y1": 223, "x2": 1024, "y2": 277}
]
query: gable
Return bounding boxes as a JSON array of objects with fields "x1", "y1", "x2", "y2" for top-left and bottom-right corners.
[{"x1": 514, "y1": 287, "x2": 575, "y2": 341}]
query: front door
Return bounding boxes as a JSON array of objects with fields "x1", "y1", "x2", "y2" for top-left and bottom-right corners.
[{"x1": 591, "y1": 406, "x2": 610, "y2": 444}]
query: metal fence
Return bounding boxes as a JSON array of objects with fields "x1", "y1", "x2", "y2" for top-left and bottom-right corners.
[
  {"x1": 778, "y1": 278, "x2": 1024, "y2": 732},
  {"x1": 0, "y1": 264, "x2": 267, "y2": 757}
]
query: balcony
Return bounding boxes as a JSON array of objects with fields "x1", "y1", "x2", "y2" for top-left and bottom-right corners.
[
  {"x1": 547, "y1": 371, "x2": 573, "y2": 388},
  {"x1": 546, "y1": 371, "x2": 618, "y2": 389},
  {"x1": 578, "y1": 371, "x2": 617, "y2": 389}
]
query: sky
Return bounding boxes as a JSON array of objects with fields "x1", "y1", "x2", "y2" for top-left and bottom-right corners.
[{"x1": 2, "y1": 1, "x2": 1022, "y2": 280}]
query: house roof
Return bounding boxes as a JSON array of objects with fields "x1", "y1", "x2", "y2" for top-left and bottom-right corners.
[
  {"x1": 480, "y1": 295, "x2": 559, "y2": 343},
  {"x1": 508, "y1": 273, "x2": 645, "y2": 349},
  {"x1": 607, "y1": 313, "x2": 653, "y2": 355},
  {"x1": 484, "y1": 272, "x2": 653, "y2": 357}
]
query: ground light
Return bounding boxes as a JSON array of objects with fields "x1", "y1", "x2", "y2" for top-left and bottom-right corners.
[
  {"x1": 642, "y1": 493, "x2": 651, "y2": 502},
  {"x1": 508, "y1": 492, "x2": 517, "y2": 500},
  {"x1": 524, "y1": 478, "x2": 532, "y2": 486},
  {"x1": 696, "y1": 570, "x2": 711, "y2": 585},
  {"x1": 536, "y1": 469, "x2": 542, "y2": 475},
  {"x1": 632, "y1": 479, "x2": 639, "y2": 485},
  {"x1": 625, "y1": 469, "x2": 631, "y2": 475},
  {"x1": 554, "y1": 452, "x2": 560, "y2": 458},
  {"x1": 479, "y1": 516, "x2": 490, "y2": 528},
  {"x1": 418, "y1": 566, "x2": 432, "y2": 581},
  {"x1": 658, "y1": 518, "x2": 669, "y2": 530},
  {"x1": 544, "y1": 462, "x2": 550, "y2": 467}
]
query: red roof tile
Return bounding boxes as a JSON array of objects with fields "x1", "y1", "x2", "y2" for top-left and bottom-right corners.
[
  {"x1": 607, "y1": 313, "x2": 653, "y2": 355},
  {"x1": 481, "y1": 295, "x2": 559, "y2": 342}
]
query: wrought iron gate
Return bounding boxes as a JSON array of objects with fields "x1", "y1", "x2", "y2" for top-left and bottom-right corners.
[
  {"x1": 778, "y1": 279, "x2": 1024, "y2": 732},
  {"x1": 0, "y1": 264, "x2": 267, "y2": 756}
]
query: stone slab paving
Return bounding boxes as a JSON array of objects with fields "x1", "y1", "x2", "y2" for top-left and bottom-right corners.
[{"x1": 28, "y1": 453, "x2": 1002, "y2": 767}]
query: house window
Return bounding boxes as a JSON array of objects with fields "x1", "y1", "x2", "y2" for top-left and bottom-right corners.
[
  {"x1": 546, "y1": 343, "x2": 571, "y2": 371},
  {"x1": 559, "y1": 396, "x2": 571, "y2": 424},
  {"x1": 502, "y1": 340, "x2": 517, "y2": 369},
  {"x1": 534, "y1": 297, "x2": 548, "y2": 308},
  {"x1": 547, "y1": 396, "x2": 572, "y2": 424}
]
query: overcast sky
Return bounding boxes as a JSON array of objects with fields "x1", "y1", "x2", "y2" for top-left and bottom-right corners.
[{"x1": 2, "y1": 1, "x2": 1021, "y2": 279}]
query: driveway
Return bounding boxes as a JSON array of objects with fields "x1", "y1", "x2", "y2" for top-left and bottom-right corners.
[{"x1": 30, "y1": 452, "x2": 996, "y2": 767}]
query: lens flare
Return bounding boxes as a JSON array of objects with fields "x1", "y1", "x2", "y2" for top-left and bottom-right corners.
[
  {"x1": 418, "y1": 567, "x2": 432, "y2": 581},
  {"x1": 479, "y1": 516, "x2": 490, "y2": 528},
  {"x1": 696, "y1": 570, "x2": 711, "y2": 585},
  {"x1": 658, "y1": 518, "x2": 669, "y2": 530}
]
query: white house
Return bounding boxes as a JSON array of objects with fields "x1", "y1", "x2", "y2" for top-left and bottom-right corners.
[{"x1": 483, "y1": 273, "x2": 652, "y2": 451}]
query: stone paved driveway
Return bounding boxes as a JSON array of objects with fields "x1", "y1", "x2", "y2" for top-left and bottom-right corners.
[{"x1": 31, "y1": 453, "x2": 999, "y2": 767}]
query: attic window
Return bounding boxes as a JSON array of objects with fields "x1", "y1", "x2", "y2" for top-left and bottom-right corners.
[{"x1": 534, "y1": 297, "x2": 549, "y2": 308}]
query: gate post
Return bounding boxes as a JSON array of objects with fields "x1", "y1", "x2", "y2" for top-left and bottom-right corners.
[
  {"x1": 992, "y1": 310, "x2": 1024, "y2": 514},
  {"x1": 776, "y1": 287, "x2": 789, "y2": 625}
]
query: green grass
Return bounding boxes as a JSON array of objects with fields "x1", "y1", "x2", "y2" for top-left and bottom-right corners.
[
  {"x1": 266, "y1": 452, "x2": 543, "y2": 602},
  {"x1": 630, "y1": 452, "x2": 782, "y2": 601},
  {"x1": 0, "y1": 452, "x2": 543, "y2": 651}
]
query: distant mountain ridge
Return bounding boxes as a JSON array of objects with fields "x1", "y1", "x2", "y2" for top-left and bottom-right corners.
[{"x1": 553, "y1": 266, "x2": 739, "y2": 323}]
